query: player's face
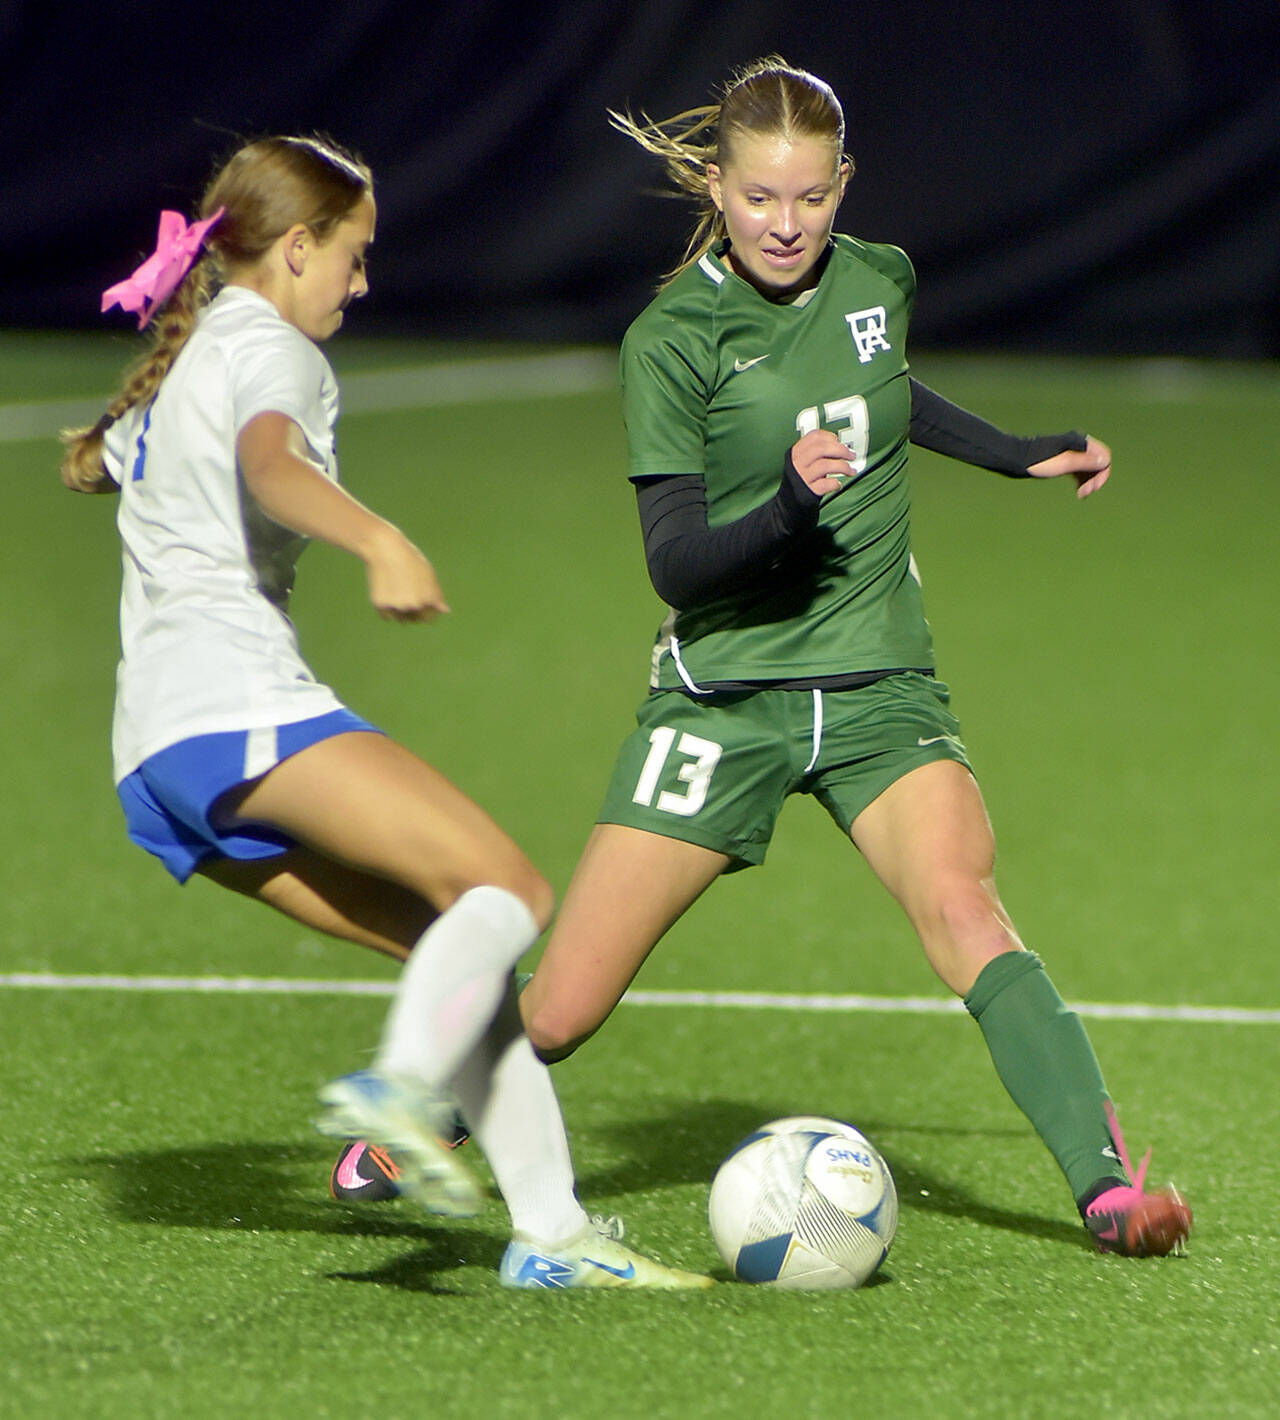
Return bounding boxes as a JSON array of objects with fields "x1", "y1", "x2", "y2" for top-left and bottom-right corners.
[
  {"x1": 292, "y1": 193, "x2": 376, "y2": 341},
  {"x1": 708, "y1": 134, "x2": 847, "y2": 297}
]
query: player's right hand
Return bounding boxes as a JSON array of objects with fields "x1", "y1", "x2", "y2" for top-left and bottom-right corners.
[
  {"x1": 364, "y1": 527, "x2": 450, "y2": 622},
  {"x1": 790, "y1": 429, "x2": 855, "y2": 497}
]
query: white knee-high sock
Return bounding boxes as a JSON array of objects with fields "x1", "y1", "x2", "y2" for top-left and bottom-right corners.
[
  {"x1": 374, "y1": 885, "x2": 538, "y2": 1089},
  {"x1": 451, "y1": 985, "x2": 589, "y2": 1246}
]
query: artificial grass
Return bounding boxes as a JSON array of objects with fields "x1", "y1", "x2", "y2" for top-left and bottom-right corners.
[
  {"x1": 3, "y1": 338, "x2": 1277, "y2": 1416},
  {"x1": 3, "y1": 991, "x2": 1275, "y2": 1417}
]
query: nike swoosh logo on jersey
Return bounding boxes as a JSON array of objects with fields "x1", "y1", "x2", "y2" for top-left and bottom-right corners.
[
  {"x1": 585, "y1": 1257, "x2": 637, "y2": 1279},
  {"x1": 732, "y1": 355, "x2": 770, "y2": 372},
  {"x1": 917, "y1": 735, "x2": 956, "y2": 747}
]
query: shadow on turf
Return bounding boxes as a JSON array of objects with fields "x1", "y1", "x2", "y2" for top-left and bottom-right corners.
[
  {"x1": 581, "y1": 1098, "x2": 1087, "y2": 1250},
  {"x1": 66, "y1": 1140, "x2": 498, "y2": 1254},
  {"x1": 64, "y1": 1099, "x2": 1086, "y2": 1268},
  {"x1": 62, "y1": 1139, "x2": 531, "y2": 1292}
]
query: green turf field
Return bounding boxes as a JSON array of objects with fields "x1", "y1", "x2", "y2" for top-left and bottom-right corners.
[{"x1": 2, "y1": 334, "x2": 1277, "y2": 1417}]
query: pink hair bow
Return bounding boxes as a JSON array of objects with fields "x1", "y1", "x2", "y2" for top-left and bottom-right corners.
[{"x1": 101, "y1": 207, "x2": 225, "y2": 329}]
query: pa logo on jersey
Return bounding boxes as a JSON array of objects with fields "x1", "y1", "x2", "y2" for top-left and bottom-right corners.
[{"x1": 845, "y1": 306, "x2": 891, "y2": 364}]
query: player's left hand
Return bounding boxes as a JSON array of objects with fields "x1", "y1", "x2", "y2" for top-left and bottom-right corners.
[{"x1": 1026, "y1": 435, "x2": 1111, "y2": 500}]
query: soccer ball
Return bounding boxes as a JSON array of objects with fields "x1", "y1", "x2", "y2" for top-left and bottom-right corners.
[{"x1": 708, "y1": 1116, "x2": 897, "y2": 1289}]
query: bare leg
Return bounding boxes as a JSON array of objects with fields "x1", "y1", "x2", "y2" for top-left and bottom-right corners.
[
  {"x1": 219, "y1": 731, "x2": 552, "y2": 926},
  {"x1": 221, "y1": 735, "x2": 550, "y2": 1084},
  {"x1": 199, "y1": 847, "x2": 430, "y2": 959},
  {"x1": 203, "y1": 786, "x2": 584, "y2": 1241},
  {"x1": 521, "y1": 823, "x2": 729, "y2": 1061},
  {"x1": 852, "y1": 759, "x2": 1131, "y2": 1210},
  {"x1": 850, "y1": 758, "x2": 1023, "y2": 994}
]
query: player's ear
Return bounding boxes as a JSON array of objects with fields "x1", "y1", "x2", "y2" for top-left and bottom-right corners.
[
  {"x1": 706, "y1": 163, "x2": 725, "y2": 212},
  {"x1": 836, "y1": 158, "x2": 851, "y2": 204},
  {"x1": 283, "y1": 223, "x2": 312, "y2": 277}
]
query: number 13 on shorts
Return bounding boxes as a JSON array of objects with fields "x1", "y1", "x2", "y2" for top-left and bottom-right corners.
[{"x1": 632, "y1": 727, "x2": 723, "y2": 817}]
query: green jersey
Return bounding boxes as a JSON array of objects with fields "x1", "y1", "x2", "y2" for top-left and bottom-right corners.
[{"x1": 620, "y1": 234, "x2": 933, "y2": 692}]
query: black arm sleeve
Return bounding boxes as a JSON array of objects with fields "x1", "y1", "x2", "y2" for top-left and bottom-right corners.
[
  {"x1": 909, "y1": 378, "x2": 1087, "y2": 476},
  {"x1": 635, "y1": 454, "x2": 822, "y2": 609}
]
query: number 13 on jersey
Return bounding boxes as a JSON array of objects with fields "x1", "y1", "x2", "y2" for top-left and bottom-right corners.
[{"x1": 796, "y1": 394, "x2": 869, "y2": 480}]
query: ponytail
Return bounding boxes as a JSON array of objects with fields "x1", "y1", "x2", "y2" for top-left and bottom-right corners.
[
  {"x1": 607, "y1": 104, "x2": 723, "y2": 286},
  {"x1": 60, "y1": 257, "x2": 212, "y2": 493},
  {"x1": 61, "y1": 132, "x2": 370, "y2": 494}
]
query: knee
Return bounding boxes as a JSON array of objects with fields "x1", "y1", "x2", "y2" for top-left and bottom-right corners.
[
  {"x1": 520, "y1": 991, "x2": 593, "y2": 1065},
  {"x1": 917, "y1": 875, "x2": 1007, "y2": 944},
  {"x1": 912, "y1": 875, "x2": 1022, "y2": 989},
  {"x1": 938, "y1": 880, "x2": 1004, "y2": 943},
  {"x1": 442, "y1": 860, "x2": 555, "y2": 934},
  {"x1": 531, "y1": 1035, "x2": 581, "y2": 1066},
  {"x1": 508, "y1": 867, "x2": 555, "y2": 935}
]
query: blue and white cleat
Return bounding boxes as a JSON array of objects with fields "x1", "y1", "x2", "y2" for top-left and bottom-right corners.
[
  {"x1": 316, "y1": 1070, "x2": 483, "y2": 1218},
  {"x1": 500, "y1": 1215, "x2": 713, "y2": 1290}
]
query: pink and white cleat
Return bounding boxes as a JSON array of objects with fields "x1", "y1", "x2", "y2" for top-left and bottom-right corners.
[{"x1": 1083, "y1": 1102, "x2": 1192, "y2": 1257}]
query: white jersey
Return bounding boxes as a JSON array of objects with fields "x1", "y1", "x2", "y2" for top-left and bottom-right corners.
[{"x1": 104, "y1": 285, "x2": 346, "y2": 782}]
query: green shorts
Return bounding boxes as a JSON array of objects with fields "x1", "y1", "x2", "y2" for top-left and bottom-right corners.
[{"x1": 597, "y1": 671, "x2": 970, "y2": 868}]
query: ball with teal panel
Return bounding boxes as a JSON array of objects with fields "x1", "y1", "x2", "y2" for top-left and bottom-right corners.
[{"x1": 708, "y1": 1116, "x2": 897, "y2": 1289}]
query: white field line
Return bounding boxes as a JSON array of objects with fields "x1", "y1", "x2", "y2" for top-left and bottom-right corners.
[
  {"x1": 1, "y1": 973, "x2": 1277, "y2": 1025},
  {"x1": 0, "y1": 349, "x2": 617, "y2": 443}
]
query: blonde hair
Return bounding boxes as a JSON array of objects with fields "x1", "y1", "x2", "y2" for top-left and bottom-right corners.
[
  {"x1": 609, "y1": 57, "x2": 851, "y2": 286},
  {"x1": 61, "y1": 135, "x2": 372, "y2": 493}
]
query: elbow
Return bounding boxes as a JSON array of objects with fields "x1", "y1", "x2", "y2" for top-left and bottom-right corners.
[
  {"x1": 646, "y1": 545, "x2": 722, "y2": 610},
  {"x1": 645, "y1": 546, "x2": 683, "y2": 608},
  {"x1": 648, "y1": 566, "x2": 718, "y2": 612},
  {"x1": 648, "y1": 568, "x2": 691, "y2": 610}
]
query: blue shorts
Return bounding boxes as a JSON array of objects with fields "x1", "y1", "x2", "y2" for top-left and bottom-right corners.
[{"x1": 117, "y1": 708, "x2": 382, "y2": 884}]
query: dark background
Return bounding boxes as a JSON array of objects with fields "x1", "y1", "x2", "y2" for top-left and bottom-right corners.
[{"x1": 3, "y1": 1, "x2": 1277, "y2": 356}]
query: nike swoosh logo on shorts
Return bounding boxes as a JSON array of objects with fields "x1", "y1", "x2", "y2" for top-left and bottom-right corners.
[
  {"x1": 733, "y1": 355, "x2": 769, "y2": 372},
  {"x1": 917, "y1": 735, "x2": 955, "y2": 747}
]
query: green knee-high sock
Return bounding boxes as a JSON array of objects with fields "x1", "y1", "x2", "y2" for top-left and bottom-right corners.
[{"x1": 964, "y1": 951, "x2": 1122, "y2": 1207}]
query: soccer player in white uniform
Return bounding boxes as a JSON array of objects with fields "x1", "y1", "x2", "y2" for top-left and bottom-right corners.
[
  {"x1": 516, "y1": 61, "x2": 1191, "y2": 1259},
  {"x1": 62, "y1": 134, "x2": 709, "y2": 1289}
]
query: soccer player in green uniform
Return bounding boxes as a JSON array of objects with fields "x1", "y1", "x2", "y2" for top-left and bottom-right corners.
[{"x1": 519, "y1": 58, "x2": 1192, "y2": 1258}]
